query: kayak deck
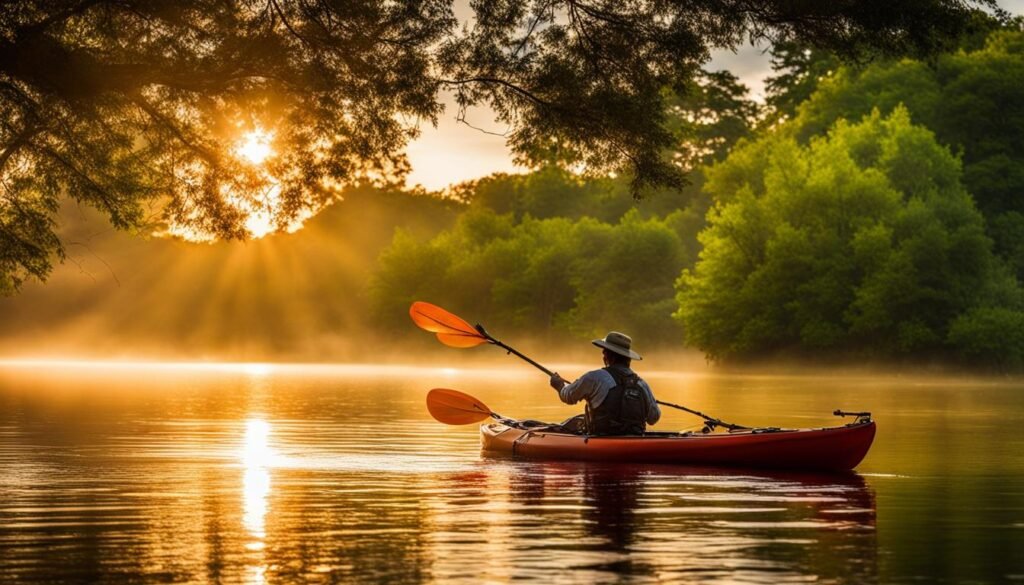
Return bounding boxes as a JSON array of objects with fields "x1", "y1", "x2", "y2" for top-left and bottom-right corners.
[{"x1": 481, "y1": 419, "x2": 876, "y2": 471}]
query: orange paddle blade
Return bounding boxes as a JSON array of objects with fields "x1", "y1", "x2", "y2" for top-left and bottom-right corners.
[
  {"x1": 436, "y1": 331, "x2": 489, "y2": 348},
  {"x1": 426, "y1": 388, "x2": 494, "y2": 425},
  {"x1": 410, "y1": 302, "x2": 488, "y2": 347}
]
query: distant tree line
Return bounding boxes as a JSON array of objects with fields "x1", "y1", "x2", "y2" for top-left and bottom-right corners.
[{"x1": 371, "y1": 180, "x2": 700, "y2": 343}]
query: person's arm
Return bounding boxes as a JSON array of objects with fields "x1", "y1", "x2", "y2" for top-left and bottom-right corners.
[
  {"x1": 550, "y1": 373, "x2": 568, "y2": 390},
  {"x1": 642, "y1": 380, "x2": 661, "y2": 425},
  {"x1": 556, "y1": 371, "x2": 602, "y2": 405}
]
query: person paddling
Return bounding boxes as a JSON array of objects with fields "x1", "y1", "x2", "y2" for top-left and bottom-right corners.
[{"x1": 549, "y1": 332, "x2": 660, "y2": 436}]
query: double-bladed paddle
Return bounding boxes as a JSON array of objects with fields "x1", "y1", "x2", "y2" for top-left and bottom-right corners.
[
  {"x1": 411, "y1": 301, "x2": 750, "y2": 431},
  {"x1": 410, "y1": 301, "x2": 556, "y2": 376},
  {"x1": 426, "y1": 388, "x2": 503, "y2": 425}
]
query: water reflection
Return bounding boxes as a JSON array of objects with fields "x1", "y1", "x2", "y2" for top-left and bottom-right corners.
[
  {"x1": 493, "y1": 462, "x2": 878, "y2": 583},
  {"x1": 242, "y1": 418, "x2": 272, "y2": 583}
]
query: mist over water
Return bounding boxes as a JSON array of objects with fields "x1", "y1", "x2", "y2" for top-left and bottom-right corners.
[
  {"x1": 1, "y1": 362, "x2": 1022, "y2": 584},
  {"x1": 0, "y1": 191, "x2": 461, "y2": 363}
]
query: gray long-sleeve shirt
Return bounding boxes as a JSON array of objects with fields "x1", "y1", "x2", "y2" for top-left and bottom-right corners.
[{"x1": 558, "y1": 368, "x2": 661, "y2": 425}]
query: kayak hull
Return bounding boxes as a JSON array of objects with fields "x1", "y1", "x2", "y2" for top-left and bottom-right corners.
[{"x1": 481, "y1": 420, "x2": 876, "y2": 471}]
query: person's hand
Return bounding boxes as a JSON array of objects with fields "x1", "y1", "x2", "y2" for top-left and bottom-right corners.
[{"x1": 550, "y1": 373, "x2": 567, "y2": 390}]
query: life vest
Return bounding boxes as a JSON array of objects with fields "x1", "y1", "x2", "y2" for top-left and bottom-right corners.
[{"x1": 585, "y1": 366, "x2": 650, "y2": 436}]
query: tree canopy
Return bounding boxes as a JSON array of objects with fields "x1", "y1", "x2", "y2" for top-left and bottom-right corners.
[
  {"x1": 0, "y1": 0, "x2": 1004, "y2": 293},
  {"x1": 784, "y1": 26, "x2": 1024, "y2": 277},
  {"x1": 675, "y1": 107, "x2": 1023, "y2": 362}
]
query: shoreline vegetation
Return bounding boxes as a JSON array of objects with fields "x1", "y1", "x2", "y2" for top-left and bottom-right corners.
[{"x1": 4, "y1": 25, "x2": 1024, "y2": 373}]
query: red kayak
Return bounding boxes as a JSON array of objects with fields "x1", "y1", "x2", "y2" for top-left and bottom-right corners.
[{"x1": 480, "y1": 417, "x2": 876, "y2": 471}]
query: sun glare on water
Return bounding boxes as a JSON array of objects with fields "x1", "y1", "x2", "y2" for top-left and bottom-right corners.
[
  {"x1": 242, "y1": 419, "x2": 273, "y2": 539},
  {"x1": 241, "y1": 418, "x2": 273, "y2": 583},
  {"x1": 242, "y1": 362, "x2": 274, "y2": 376}
]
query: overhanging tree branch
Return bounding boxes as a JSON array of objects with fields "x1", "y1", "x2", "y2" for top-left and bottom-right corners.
[
  {"x1": 0, "y1": 124, "x2": 40, "y2": 174},
  {"x1": 439, "y1": 77, "x2": 551, "y2": 107},
  {"x1": 129, "y1": 95, "x2": 222, "y2": 168}
]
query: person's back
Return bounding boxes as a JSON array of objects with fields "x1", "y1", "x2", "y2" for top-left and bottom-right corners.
[
  {"x1": 550, "y1": 332, "x2": 660, "y2": 435},
  {"x1": 587, "y1": 364, "x2": 651, "y2": 435}
]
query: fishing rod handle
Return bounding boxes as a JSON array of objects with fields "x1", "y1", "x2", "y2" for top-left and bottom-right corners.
[{"x1": 834, "y1": 410, "x2": 872, "y2": 424}]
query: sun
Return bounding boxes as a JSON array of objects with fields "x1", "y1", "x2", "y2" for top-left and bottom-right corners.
[
  {"x1": 160, "y1": 126, "x2": 321, "y2": 242},
  {"x1": 236, "y1": 129, "x2": 274, "y2": 165}
]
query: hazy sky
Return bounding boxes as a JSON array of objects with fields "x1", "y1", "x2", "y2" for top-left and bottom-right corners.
[{"x1": 405, "y1": 1, "x2": 1024, "y2": 191}]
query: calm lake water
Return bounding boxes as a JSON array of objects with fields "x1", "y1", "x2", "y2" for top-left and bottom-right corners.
[{"x1": 1, "y1": 361, "x2": 1023, "y2": 584}]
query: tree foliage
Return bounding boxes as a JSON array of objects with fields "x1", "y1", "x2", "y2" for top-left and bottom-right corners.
[
  {"x1": 370, "y1": 204, "x2": 694, "y2": 343},
  {"x1": 788, "y1": 25, "x2": 1024, "y2": 275},
  {"x1": 948, "y1": 307, "x2": 1024, "y2": 370},
  {"x1": 664, "y1": 70, "x2": 761, "y2": 171},
  {"x1": 762, "y1": 13, "x2": 1009, "y2": 124},
  {"x1": 763, "y1": 41, "x2": 840, "y2": 124},
  {"x1": 676, "y1": 108, "x2": 1022, "y2": 362},
  {"x1": 0, "y1": 0, "x2": 1003, "y2": 293},
  {"x1": 452, "y1": 166, "x2": 631, "y2": 222}
]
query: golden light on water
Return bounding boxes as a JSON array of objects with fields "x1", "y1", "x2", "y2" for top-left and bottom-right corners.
[
  {"x1": 242, "y1": 418, "x2": 272, "y2": 540},
  {"x1": 242, "y1": 363, "x2": 274, "y2": 377},
  {"x1": 241, "y1": 417, "x2": 272, "y2": 585}
]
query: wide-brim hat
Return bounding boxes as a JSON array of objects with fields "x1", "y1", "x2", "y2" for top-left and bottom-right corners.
[{"x1": 592, "y1": 331, "x2": 642, "y2": 361}]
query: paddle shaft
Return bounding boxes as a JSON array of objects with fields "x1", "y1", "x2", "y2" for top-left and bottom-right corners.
[
  {"x1": 493, "y1": 340, "x2": 556, "y2": 377},
  {"x1": 475, "y1": 324, "x2": 748, "y2": 430},
  {"x1": 475, "y1": 324, "x2": 555, "y2": 376}
]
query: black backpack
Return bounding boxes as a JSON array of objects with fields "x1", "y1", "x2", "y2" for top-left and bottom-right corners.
[{"x1": 585, "y1": 366, "x2": 649, "y2": 436}]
